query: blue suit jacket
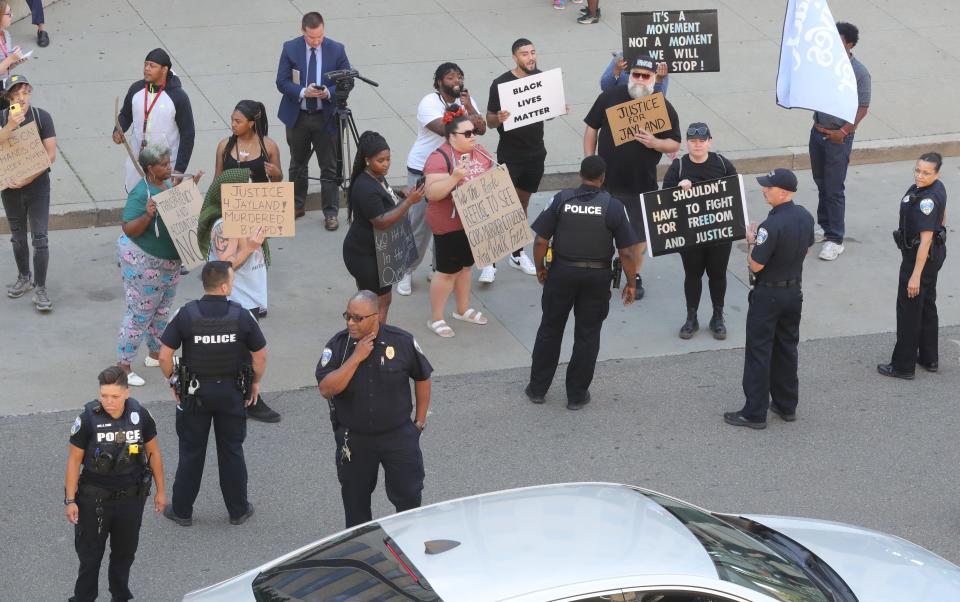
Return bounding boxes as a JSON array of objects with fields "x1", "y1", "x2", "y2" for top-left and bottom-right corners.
[{"x1": 276, "y1": 36, "x2": 351, "y2": 130}]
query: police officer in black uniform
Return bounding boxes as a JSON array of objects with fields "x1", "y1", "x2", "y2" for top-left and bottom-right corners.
[
  {"x1": 316, "y1": 290, "x2": 433, "y2": 528},
  {"x1": 878, "y1": 152, "x2": 948, "y2": 379},
  {"x1": 724, "y1": 168, "x2": 814, "y2": 429},
  {"x1": 65, "y1": 365, "x2": 166, "y2": 602},
  {"x1": 158, "y1": 260, "x2": 267, "y2": 526},
  {"x1": 525, "y1": 155, "x2": 642, "y2": 410}
]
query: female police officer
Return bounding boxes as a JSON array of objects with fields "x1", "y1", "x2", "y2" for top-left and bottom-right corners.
[
  {"x1": 878, "y1": 152, "x2": 947, "y2": 379},
  {"x1": 64, "y1": 366, "x2": 166, "y2": 602}
]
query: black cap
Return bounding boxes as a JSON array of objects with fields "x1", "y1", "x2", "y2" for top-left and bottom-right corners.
[
  {"x1": 631, "y1": 55, "x2": 656, "y2": 72},
  {"x1": 2, "y1": 73, "x2": 31, "y2": 96},
  {"x1": 686, "y1": 122, "x2": 711, "y2": 140},
  {"x1": 144, "y1": 48, "x2": 172, "y2": 69},
  {"x1": 756, "y1": 168, "x2": 798, "y2": 192}
]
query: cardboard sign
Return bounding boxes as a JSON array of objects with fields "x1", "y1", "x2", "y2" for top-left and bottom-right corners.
[
  {"x1": 452, "y1": 165, "x2": 533, "y2": 268},
  {"x1": 639, "y1": 174, "x2": 748, "y2": 257},
  {"x1": 375, "y1": 217, "x2": 419, "y2": 287},
  {"x1": 604, "y1": 92, "x2": 671, "y2": 146},
  {"x1": 622, "y1": 10, "x2": 720, "y2": 73},
  {"x1": 153, "y1": 180, "x2": 206, "y2": 270},
  {"x1": 0, "y1": 121, "x2": 51, "y2": 190},
  {"x1": 497, "y1": 68, "x2": 567, "y2": 132},
  {"x1": 221, "y1": 182, "x2": 295, "y2": 238}
]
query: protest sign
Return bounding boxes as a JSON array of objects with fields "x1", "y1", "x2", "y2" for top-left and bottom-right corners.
[
  {"x1": 604, "y1": 92, "x2": 671, "y2": 146},
  {"x1": 639, "y1": 175, "x2": 748, "y2": 257},
  {"x1": 497, "y1": 68, "x2": 567, "y2": 132},
  {"x1": 375, "y1": 217, "x2": 419, "y2": 287},
  {"x1": 452, "y1": 165, "x2": 533, "y2": 268},
  {"x1": 221, "y1": 182, "x2": 295, "y2": 238},
  {"x1": 621, "y1": 10, "x2": 720, "y2": 73},
  {"x1": 0, "y1": 121, "x2": 51, "y2": 190},
  {"x1": 153, "y1": 180, "x2": 206, "y2": 270}
]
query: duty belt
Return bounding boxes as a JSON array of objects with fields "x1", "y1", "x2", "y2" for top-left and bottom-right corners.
[
  {"x1": 758, "y1": 279, "x2": 801, "y2": 288},
  {"x1": 554, "y1": 257, "x2": 611, "y2": 270},
  {"x1": 78, "y1": 483, "x2": 142, "y2": 501}
]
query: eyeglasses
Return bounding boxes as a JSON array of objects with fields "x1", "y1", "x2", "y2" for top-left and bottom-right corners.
[
  {"x1": 453, "y1": 129, "x2": 476, "y2": 138},
  {"x1": 630, "y1": 72, "x2": 654, "y2": 80},
  {"x1": 342, "y1": 311, "x2": 377, "y2": 323},
  {"x1": 687, "y1": 127, "x2": 710, "y2": 137}
]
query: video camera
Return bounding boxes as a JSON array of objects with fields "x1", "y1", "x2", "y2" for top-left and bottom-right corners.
[{"x1": 323, "y1": 68, "x2": 379, "y2": 109}]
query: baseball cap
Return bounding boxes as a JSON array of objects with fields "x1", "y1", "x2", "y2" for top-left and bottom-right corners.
[
  {"x1": 686, "y1": 122, "x2": 711, "y2": 140},
  {"x1": 631, "y1": 55, "x2": 656, "y2": 72},
  {"x1": 756, "y1": 168, "x2": 798, "y2": 192},
  {"x1": 2, "y1": 73, "x2": 31, "y2": 96}
]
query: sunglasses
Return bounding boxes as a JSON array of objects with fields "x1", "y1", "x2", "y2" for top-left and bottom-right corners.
[
  {"x1": 453, "y1": 129, "x2": 477, "y2": 138},
  {"x1": 343, "y1": 311, "x2": 377, "y2": 323},
  {"x1": 687, "y1": 126, "x2": 710, "y2": 138},
  {"x1": 630, "y1": 72, "x2": 654, "y2": 80}
]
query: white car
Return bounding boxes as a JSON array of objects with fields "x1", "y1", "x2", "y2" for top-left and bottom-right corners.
[{"x1": 183, "y1": 482, "x2": 960, "y2": 601}]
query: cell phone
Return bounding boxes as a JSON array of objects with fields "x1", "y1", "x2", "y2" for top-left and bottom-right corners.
[
  {"x1": 415, "y1": 176, "x2": 426, "y2": 188},
  {"x1": 8, "y1": 103, "x2": 21, "y2": 115},
  {"x1": 460, "y1": 153, "x2": 470, "y2": 164}
]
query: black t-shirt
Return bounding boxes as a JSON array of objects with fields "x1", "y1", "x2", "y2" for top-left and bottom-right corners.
[
  {"x1": 344, "y1": 172, "x2": 396, "y2": 257},
  {"x1": 751, "y1": 201, "x2": 815, "y2": 282},
  {"x1": 69, "y1": 399, "x2": 157, "y2": 489},
  {"x1": 0, "y1": 106, "x2": 56, "y2": 178},
  {"x1": 488, "y1": 70, "x2": 547, "y2": 163},
  {"x1": 584, "y1": 87, "x2": 680, "y2": 194},
  {"x1": 662, "y1": 152, "x2": 736, "y2": 189}
]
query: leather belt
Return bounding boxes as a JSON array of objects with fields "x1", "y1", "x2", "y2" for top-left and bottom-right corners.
[
  {"x1": 407, "y1": 168, "x2": 424, "y2": 176},
  {"x1": 555, "y1": 257, "x2": 610, "y2": 270},
  {"x1": 758, "y1": 279, "x2": 801, "y2": 288}
]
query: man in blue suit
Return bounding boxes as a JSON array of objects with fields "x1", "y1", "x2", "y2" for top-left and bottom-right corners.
[{"x1": 276, "y1": 11, "x2": 350, "y2": 230}]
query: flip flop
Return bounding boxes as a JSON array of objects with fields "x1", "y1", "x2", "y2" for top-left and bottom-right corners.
[
  {"x1": 452, "y1": 308, "x2": 488, "y2": 325},
  {"x1": 427, "y1": 319, "x2": 455, "y2": 338}
]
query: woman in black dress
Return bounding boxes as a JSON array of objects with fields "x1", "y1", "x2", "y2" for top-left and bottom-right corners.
[
  {"x1": 214, "y1": 100, "x2": 282, "y2": 183},
  {"x1": 343, "y1": 131, "x2": 425, "y2": 323}
]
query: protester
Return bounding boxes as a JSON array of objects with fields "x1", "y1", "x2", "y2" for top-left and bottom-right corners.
[
  {"x1": 600, "y1": 53, "x2": 669, "y2": 95},
  {"x1": 402, "y1": 62, "x2": 487, "y2": 294},
  {"x1": 276, "y1": 11, "x2": 350, "y2": 227},
  {"x1": 25, "y1": 0, "x2": 48, "y2": 47},
  {"x1": 661, "y1": 123, "x2": 737, "y2": 340},
  {"x1": 0, "y1": 1, "x2": 27, "y2": 82},
  {"x1": 214, "y1": 100, "x2": 282, "y2": 183},
  {"x1": 1, "y1": 74, "x2": 57, "y2": 312},
  {"x1": 810, "y1": 22, "x2": 871, "y2": 261},
  {"x1": 116, "y1": 143, "x2": 203, "y2": 386},
  {"x1": 113, "y1": 49, "x2": 195, "y2": 194},
  {"x1": 344, "y1": 131, "x2": 425, "y2": 323},
  {"x1": 878, "y1": 153, "x2": 947, "y2": 380},
  {"x1": 577, "y1": 0, "x2": 600, "y2": 24},
  {"x1": 423, "y1": 113, "x2": 493, "y2": 338}
]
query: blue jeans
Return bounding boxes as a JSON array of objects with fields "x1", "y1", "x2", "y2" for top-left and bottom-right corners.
[{"x1": 809, "y1": 127, "x2": 854, "y2": 244}]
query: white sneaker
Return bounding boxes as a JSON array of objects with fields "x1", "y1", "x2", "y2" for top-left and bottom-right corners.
[
  {"x1": 509, "y1": 252, "x2": 537, "y2": 275},
  {"x1": 396, "y1": 272, "x2": 412, "y2": 296},
  {"x1": 818, "y1": 241, "x2": 844, "y2": 261},
  {"x1": 478, "y1": 265, "x2": 496, "y2": 283},
  {"x1": 426, "y1": 270, "x2": 433, "y2": 282},
  {"x1": 127, "y1": 371, "x2": 146, "y2": 386},
  {"x1": 813, "y1": 225, "x2": 826, "y2": 243},
  {"x1": 144, "y1": 355, "x2": 160, "y2": 367}
]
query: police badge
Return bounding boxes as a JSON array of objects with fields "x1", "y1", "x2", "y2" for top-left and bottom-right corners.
[
  {"x1": 70, "y1": 416, "x2": 82, "y2": 435},
  {"x1": 920, "y1": 199, "x2": 935, "y2": 215},
  {"x1": 320, "y1": 347, "x2": 333, "y2": 367},
  {"x1": 756, "y1": 228, "x2": 768, "y2": 245}
]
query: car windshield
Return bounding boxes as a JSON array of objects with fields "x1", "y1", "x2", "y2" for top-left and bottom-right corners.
[
  {"x1": 251, "y1": 524, "x2": 441, "y2": 601},
  {"x1": 642, "y1": 491, "x2": 830, "y2": 602}
]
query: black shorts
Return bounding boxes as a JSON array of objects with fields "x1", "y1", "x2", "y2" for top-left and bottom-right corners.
[
  {"x1": 610, "y1": 190, "x2": 646, "y2": 243},
  {"x1": 343, "y1": 251, "x2": 391, "y2": 296},
  {"x1": 505, "y1": 159, "x2": 545, "y2": 194},
  {"x1": 433, "y1": 230, "x2": 475, "y2": 274}
]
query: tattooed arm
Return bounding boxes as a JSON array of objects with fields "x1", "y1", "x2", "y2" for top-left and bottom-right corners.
[{"x1": 212, "y1": 222, "x2": 265, "y2": 269}]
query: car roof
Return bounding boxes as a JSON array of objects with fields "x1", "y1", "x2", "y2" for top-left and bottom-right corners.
[{"x1": 378, "y1": 482, "x2": 719, "y2": 601}]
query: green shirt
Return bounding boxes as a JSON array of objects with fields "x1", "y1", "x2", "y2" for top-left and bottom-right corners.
[{"x1": 122, "y1": 179, "x2": 179, "y2": 261}]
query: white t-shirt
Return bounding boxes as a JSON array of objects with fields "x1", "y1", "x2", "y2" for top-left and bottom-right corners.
[
  {"x1": 405, "y1": 93, "x2": 481, "y2": 172},
  {"x1": 209, "y1": 219, "x2": 268, "y2": 311}
]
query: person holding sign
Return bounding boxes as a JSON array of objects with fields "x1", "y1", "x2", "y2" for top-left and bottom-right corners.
[
  {"x1": 724, "y1": 168, "x2": 813, "y2": 430},
  {"x1": 423, "y1": 113, "x2": 494, "y2": 338},
  {"x1": 661, "y1": 123, "x2": 737, "y2": 340},
  {"x1": 526, "y1": 156, "x2": 642, "y2": 410},
  {"x1": 116, "y1": 143, "x2": 203, "y2": 387},
  {"x1": 584, "y1": 54, "x2": 680, "y2": 299},
  {"x1": 344, "y1": 131, "x2": 425, "y2": 323},
  {"x1": 1, "y1": 74, "x2": 56, "y2": 311}
]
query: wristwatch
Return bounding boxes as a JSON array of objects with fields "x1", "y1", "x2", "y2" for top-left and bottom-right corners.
[
  {"x1": 414, "y1": 420, "x2": 426, "y2": 432},
  {"x1": 64, "y1": 498, "x2": 76, "y2": 506}
]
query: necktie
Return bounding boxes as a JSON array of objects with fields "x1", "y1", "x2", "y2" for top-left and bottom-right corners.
[{"x1": 307, "y1": 47, "x2": 318, "y2": 112}]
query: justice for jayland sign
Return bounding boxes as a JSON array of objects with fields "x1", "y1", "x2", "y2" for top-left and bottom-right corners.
[{"x1": 497, "y1": 68, "x2": 567, "y2": 131}]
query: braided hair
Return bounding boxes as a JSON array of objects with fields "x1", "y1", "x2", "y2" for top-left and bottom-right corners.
[
  {"x1": 348, "y1": 131, "x2": 391, "y2": 220},
  {"x1": 222, "y1": 100, "x2": 269, "y2": 166}
]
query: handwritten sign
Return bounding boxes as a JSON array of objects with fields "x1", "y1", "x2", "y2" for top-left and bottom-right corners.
[
  {"x1": 639, "y1": 175, "x2": 748, "y2": 257},
  {"x1": 622, "y1": 10, "x2": 720, "y2": 73},
  {"x1": 153, "y1": 180, "x2": 205, "y2": 270},
  {"x1": 221, "y1": 182, "x2": 295, "y2": 238},
  {"x1": 452, "y1": 165, "x2": 533, "y2": 268},
  {"x1": 375, "y1": 217, "x2": 419, "y2": 287},
  {"x1": 0, "y1": 121, "x2": 51, "y2": 190},
  {"x1": 497, "y1": 68, "x2": 567, "y2": 132},
  {"x1": 604, "y1": 92, "x2": 671, "y2": 146}
]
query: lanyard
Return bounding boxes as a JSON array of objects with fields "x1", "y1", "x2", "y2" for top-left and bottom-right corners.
[{"x1": 141, "y1": 82, "x2": 165, "y2": 149}]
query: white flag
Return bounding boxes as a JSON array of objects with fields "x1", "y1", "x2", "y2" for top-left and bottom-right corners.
[{"x1": 776, "y1": 0, "x2": 858, "y2": 123}]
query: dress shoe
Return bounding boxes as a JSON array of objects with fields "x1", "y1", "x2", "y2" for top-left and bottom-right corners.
[
  {"x1": 37, "y1": 30, "x2": 50, "y2": 48},
  {"x1": 769, "y1": 404, "x2": 796, "y2": 422},
  {"x1": 566, "y1": 391, "x2": 591, "y2": 411},
  {"x1": 325, "y1": 215, "x2": 339, "y2": 231},
  {"x1": 294, "y1": 207, "x2": 306, "y2": 219},
  {"x1": 524, "y1": 385, "x2": 546, "y2": 404},
  {"x1": 230, "y1": 503, "x2": 255, "y2": 525},
  {"x1": 723, "y1": 411, "x2": 766, "y2": 429},
  {"x1": 917, "y1": 361, "x2": 938, "y2": 373},
  {"x1": 163, "y1": 506, "x2": 192, "y2": 527},
  {"x1": 876, "y1": 363, "x2": 914, "y2": 380}
]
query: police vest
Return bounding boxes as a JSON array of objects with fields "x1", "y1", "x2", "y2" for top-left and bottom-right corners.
[
  {"x1": 81, "y1": 399, "x2": 148, "y2": 477},
  {"x1": 181, "y1": 300, "x2": 246, "y2": 377},
  {"x1": 552, "y1": 190, "x2": 614, "y2": 261}
]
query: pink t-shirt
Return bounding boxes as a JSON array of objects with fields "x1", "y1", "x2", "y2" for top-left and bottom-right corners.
[{"x1": 423, "y1": 143, "x2": 494, "y2": 235}]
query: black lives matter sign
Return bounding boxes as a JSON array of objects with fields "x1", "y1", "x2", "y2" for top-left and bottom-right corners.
[
  {"x1": 622, "y1": 10, "x2": 720, "y2": 73},
  {"x1": 639, "y1": 175, "x2": 747, "y2": 257}
]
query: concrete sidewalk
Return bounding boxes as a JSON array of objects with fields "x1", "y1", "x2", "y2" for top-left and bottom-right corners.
[
  {"x1": 1, "y1": 0, "x2": 959, "y2": 231},
  {"x1": 2, "y1": 157, "x2": 957, "y2": 415}
]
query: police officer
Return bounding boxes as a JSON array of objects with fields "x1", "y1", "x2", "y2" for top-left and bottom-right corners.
[
  {"x1": 316, "y1": 290, "x2": 433, "y2": 528},
  {"x1": 65, "y1": 366, "x2": 165, "y2": 602},
  {"x1": 724, "y1": 168, "x2": 814, "y2": 429},
  {"x1": 525, "y1": 155, "x2": 642, "y2": 410},
  {"x1": 158, "y1": 260, "x2": 267, "y2": 526},
  {"x1": 878, "y1": 152, "x2": 947, "y2": 379}
]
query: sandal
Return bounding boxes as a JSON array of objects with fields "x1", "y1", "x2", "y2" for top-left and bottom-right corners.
[
  {"x1": 452, "y1": 308, "x2": 488, "y2": 325},
  {"x1": 427, "y1": 319, "x2": 455, "y2": 338}
]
